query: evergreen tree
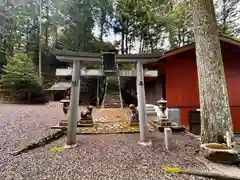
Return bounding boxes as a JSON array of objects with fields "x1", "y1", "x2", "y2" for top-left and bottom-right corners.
[{"x1": 1, "y1": 53, "x2": 44, "y2": 102}]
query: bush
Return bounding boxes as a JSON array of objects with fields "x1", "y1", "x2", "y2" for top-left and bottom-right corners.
[{"x1": 1, "y1": 53, "x2": 47, "y2": 103}]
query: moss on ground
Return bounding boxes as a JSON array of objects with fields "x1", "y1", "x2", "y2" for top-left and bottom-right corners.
[{"x1": 10, "y1": 129, "x2": 66, "y2": 156}]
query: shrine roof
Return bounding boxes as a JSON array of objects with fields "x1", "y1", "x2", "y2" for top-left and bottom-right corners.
[
  {"x1": 51, "y1": 34, "x2": 240, "y2": 65},
  {"x1": 51, "y1": 49, "x2": 162, "y2": 64},
  {"x1": 158, "y1": 34, "x2": 240, "y2": 61}
]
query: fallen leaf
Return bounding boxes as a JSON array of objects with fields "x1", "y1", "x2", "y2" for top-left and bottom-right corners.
[
  {"x1": 162, "y1": 167, "x2": 180, "y2": 173},
  {"x1": 51, "y1": 147, "x2": 64, "y2": 153}
]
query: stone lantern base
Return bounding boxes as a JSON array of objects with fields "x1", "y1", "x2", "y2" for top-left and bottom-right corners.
[
  {"x1": 159, "y1": 118, "x2": 172, "y2": 127},
  {"x1": 77, "y1": 106, "x2": 94, "y2": 127},
  {"x1": 77, "y1": 118, "x2": 94, "y2": 127},
  {"x1": 59, "y1": 120, "x2": 68, "y2": 126},
  {"x1": 59, "y1": 120, "x2": 94, "y2": 127}
]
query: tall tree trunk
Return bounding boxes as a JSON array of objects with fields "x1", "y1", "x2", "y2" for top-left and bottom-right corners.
[
  {"x1": 45, "y1": 0, "x2": 49, "y2": 47},
  {"x1": 222, "y1": 0, "x2": 228, "y2": 33},
  {"x1": 121, "y1": 28, "x2": 125, "y2": 54},
  {"x1": 168, "y1": 0, "x2": 176, "y2": 49},
  {"x1": 0, "y1": 37, "x2": 6, "y2": 73},
  {"x1": 139, "y1": 34, "x2": 143, "y2": 53},
  {"x1": 150, "y1": 38, "x2": 154, "y2": 52},
  {"x1": 169, "y1": 30, "x2": 176, "y2": 49},
  {"x1": 177, "y1": 28, "x2": 182, "y2": 47},
  {"x1": 129, "y1": 38, "x2": 132, "y2": 54},
  {"x1": 192, "y1": 0, "x2": 233, "y2": 143},
  {"x1": 55, "y1": 26, "x2": 58, "y2": 48},
  {"x1": 99, "y1": 8, "x2": 105, "y2": 43},
  {"x1": 125, "y1": 23, "x2": 128, "y2": 54},
  {"x1": 7, "y1": 29, "x2": 14, "y2": 56}
]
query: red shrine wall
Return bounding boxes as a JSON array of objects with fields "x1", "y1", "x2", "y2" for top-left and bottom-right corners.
[
  {"x1": 144, "y1": 63, "x2": 165, "y2": 105},
  {"x1": 163, "y1": 42, "x2": 240, "y2": 132}
]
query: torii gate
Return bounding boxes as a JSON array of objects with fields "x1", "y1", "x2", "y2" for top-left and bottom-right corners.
[{"x1": 53, "y1": 50, "x2": 160, "y2": 147}]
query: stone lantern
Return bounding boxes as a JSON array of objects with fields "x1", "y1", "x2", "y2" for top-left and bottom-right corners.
[
  {"x1": 59, "y1": 96, "x2": 70, "y2": 126},
  {"x1": 157, "y1": 98, "x2": 171, "y2": 127}
]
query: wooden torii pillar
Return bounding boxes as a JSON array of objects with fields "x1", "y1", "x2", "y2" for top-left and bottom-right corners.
[{"x1": 53, "y1": 50, "x2": 161, "y2": 147}]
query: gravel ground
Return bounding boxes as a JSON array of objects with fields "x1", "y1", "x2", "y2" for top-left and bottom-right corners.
[
  {"x1": 0, "y1": 102, "x2": 210, "y2": 180},
  {"x1": 0, "y1": 103, "x2": 65, "y2": 152}
]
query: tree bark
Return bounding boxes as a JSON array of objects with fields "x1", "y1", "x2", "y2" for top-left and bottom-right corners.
[
  {"x1": 191, "y1": 0, "x2": 233, "y2": 143},
  {"x1": 28, "y1": 91, "x2": 31, "y2": 103},
  {"x1": 168, "y1": 0, "x2": 176, "y2": 50},
  {"x1": 99, "y1": 7, "x2": 105, "y2": 43},
  {"x1": 139, "y1": 34, "x2": 143, "y2": 53},
  {"x1": 125, "y1": 22, "x2": 128, "y2": 54},
  {"x1": 55, "y1": 26, "x2": 58, "y2": 48},
  {"x1": 222, "y1": 0, "x2": 228, "y2": 33},
  {"x1": 45, "y1": 0, "x2": 49, "y2": 47},
  {"x1": 121, "y1": 28, "x2": 125, "y2": 54}
]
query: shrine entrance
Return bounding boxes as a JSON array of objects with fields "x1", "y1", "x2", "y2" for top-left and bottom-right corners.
[{"x1": 52, "y1": 50, "x2": 160, "y2": 147}]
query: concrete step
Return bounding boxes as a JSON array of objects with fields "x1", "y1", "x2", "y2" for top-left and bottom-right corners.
[
  {"x1": 146, "y1": 105, "x2": 155, "y2": 108},
  {"x1": 146, "y1": 108, "x2": 155, "y2": 112},
  {"x1": 146, "y1": 111, "x2": 157, "y2": 116},
  {"x1": 134, "y1": 104, "x2": 159, "y2": 116},
  {"x1": 146, "y1": 105, "x2": 158, "y2": 116},
  {"x1": 104, "y1": 104, "x2": 121, "y2": 108}
]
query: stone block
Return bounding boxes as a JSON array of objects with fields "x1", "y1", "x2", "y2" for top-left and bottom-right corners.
[
  {"x1": 146, "y1": 107, "x2": 155, "y2": 111},
  {"x1": 201, "y1": 143, "x2": 239, "y2": 164},
  {"x1": 160, "y1": 122, "x2": 172, "y2": 127},
  {"x1": 146, "y1": 105, "x2": 155, "y2": 108},
  {"x1": 78, "y1": 117, "x2": 94, "y2": 127},
  {"x1": 146, "y1": 111, "x2": 157, "y2": 116},
  {"x1": 79, "y1": 119, "x2": 93, "y2": 124},
  {"x1": 168, "y1": 108, "x2": 180, "y2": 125},
  {"x1": 164, "y1": 128, "x2": 172, "y2": 150},
  {"x1": 129, "y1": 122, "x2": 139, "y2": 126},
  {"x1": 59, "y1": 120, "x2": 68, "y2": 126},
  {"x1": 77, "y1": 123, "x2": 94, "y2": 127}
]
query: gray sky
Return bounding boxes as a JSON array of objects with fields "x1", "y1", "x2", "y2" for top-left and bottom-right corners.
[{"x1": 93, "y1": 25, "x2": 141, "y2": 54}]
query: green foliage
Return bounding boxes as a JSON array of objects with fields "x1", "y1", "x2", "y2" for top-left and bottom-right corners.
[
  {"x1": 113, "y1": 0, "x2": 193, "y2": 53},
  {"x1": 118, "y1": 63, "x2": 135, "y2": 70},
  {"x1": 215, "y1": 0, "x2": 240, "y2": 35},
  {"x1": 112, "y1": 0, "x2": 240, "y2": 53},
  {"x1": 92, "y1": 0, "x2": 114, "y2": 41},
  {"x1": 163, "y1": 1, "x2": 194, "y2": 49},
  {"x1": 1, "y1": 53, "x2": 44, "y2": 101},
  {"x1": 1, "y1": 0, "x2": 239, "y2": 61},
  {"x1": 51, "y1": 0, "x2": 115, "y2": 52}
]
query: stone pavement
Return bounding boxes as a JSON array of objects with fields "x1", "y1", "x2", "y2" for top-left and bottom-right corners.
[
  {"x1": 197, "y1": 157, "x2": 240, "y2": 178},
  {"x1": 77, "y1": 108, "x2": 157, "y2": 134}
]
